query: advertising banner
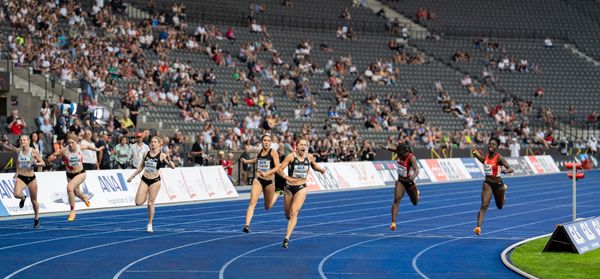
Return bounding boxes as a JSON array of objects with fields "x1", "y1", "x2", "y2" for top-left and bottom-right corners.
[
  {"x1": 0, "y1": 172, "x2": 77, "y2": 216},
  {"x1": 525, "y1": 156, "x2": 546, "y2": 174},
  {"x1": 544, "y1": 217, "x2": 600, "y2": 254},
  {"x1": 0, "y1": 167, "x2": 238, "y2": 217},
  {"x1": 460, "y1": 158, "x2": 485, "y2": 179},
  {"x1": 415, "y1": 160, "x2": 432, "y2": 183},
  {"x1": 535, "y1": 155, "x2": 560, "y2": 173},
  {"x1": 373, "y1": 161, "x2": 398, "y2": 186},
  {"x1": 504, "y1": 157, "x2": 536, "y2": 176},
  {"x1": 0, "y1": 155, "x2": 562, "y2": 217},
  {"x1": 310, "y1": 161, "x2": 385, "y2": 191},
  {"x1": 438, "y1": 159, "x2": 472, "y2": 181},
  {"x1": 421, "y1": 159, "x2": 449, "y2": 182}
]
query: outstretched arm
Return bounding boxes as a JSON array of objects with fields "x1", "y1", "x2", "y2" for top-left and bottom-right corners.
[
  {"x1": 471, "y1": 148, "x2": 485, "y2": 164},
  {"x1": 81, "y1": 144, "x2": 104, "y2": 152},
  {"x1": 48, "y1": 149, "x2": 64, "y2": 161},
  {"x1": 2, "y1": 143, "x2": 18, "y2": 152},
  {"x1": 128, "y1": 152, "x2": 146, "y2": 182},
  {"x1": 309, "y1": 154, "x2": 326, "y2": 174},
  {"x1": 241, "y1": 157, "x2": 257, "y2": 164},
  {"x1": 379, "y1": 143, "x2": 396, "y2": 153}
]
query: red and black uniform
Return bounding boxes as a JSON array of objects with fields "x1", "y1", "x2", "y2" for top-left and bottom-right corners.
[
  {"x1": 483, "y1": 153, "x2": 504, "y2": 191},
  {"x1": 397, "y1": 153, "x2": 416, "y2": 188},
  {"x1": 64, "y1": 148, "x2": 85, "y2": 180},
  {"x1": 396, "y1": 152, "x2": 419, "y2": 206}
]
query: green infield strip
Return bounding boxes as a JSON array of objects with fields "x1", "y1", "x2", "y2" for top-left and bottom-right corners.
[{"x1": 511, "y1": 237, "x2": 600, "y2": 279}]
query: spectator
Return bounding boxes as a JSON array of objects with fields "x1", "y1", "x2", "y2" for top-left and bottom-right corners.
[
  {"x1": 121, "y1": 114, "x2": 135, "y2": 129},
  {"x1": 7, "y1": 109, "x2": 26, "y2": 135},
  {"x1": 416, "y1": 7, "x2": 428, "y2": 22},
  {"x1": 225, "y1": 27, "x2": 236, "y2": 43},
  {"x1": 544, "y1": 37, "x2": 553, "y2": 48},
  {"x1": 69, "y1": 118, "x2": 83, "y2": 135},
  {"x1": 239, "y1": 144, "x2": 253, "y2": 185},
  {"x1": 81, "y1": 129, "x2": 102, "y2": 170},
  {"x1": 96, "y1": 132, "x2": 113, "y2": 170},
  {"x1": 171, "y1": 144, "x2": 184, "y2": 167},
  {"x1": 534, "y1": 87, "x2": 544, "y2": 98},
  {"x1": 190, "y1": 134, "x2": 205, "y2": 166},
  {"x1": 131, "y1": 132, "x2": 150, "y2": 168},
  {"x1": 30, "y1": 133, "x2": 44, "y2": 159},
  {"x1": 509, "y1": 138, "x2": 520, "y2": 157},
  {"x1": 219, "y1": 151, "x2": 235, "y2": 183},
  {"x1": 113, "y1": 135, "x2": 132, "y2": 169},
  {"x1": 40, "y1": 118, "x2": 53, "y2": 135},
  {"x1": 1, "y1": 134, "x2": 17, "y2": 152},
  {"x1": 587, "y1": 136, "x2": 598, "y2": 156},
  {"x1": 340, "y1": 7, "x2": 351, "y2": 20},
  {"x1": 359, "y1": 140, "x2": 376, "y2": 161}
]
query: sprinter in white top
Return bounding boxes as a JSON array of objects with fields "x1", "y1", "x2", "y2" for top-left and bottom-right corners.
[{"x1": 14, "y1": 135, "x2": 45, "y2": 228}]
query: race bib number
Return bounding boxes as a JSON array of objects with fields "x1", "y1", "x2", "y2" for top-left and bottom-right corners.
[
  {"x1": 257, "y1": 159, "x2": 270, "y2": 173},
  {"x1": 18, "y1": 156, "x2": 33, "y2": 169},
  {"x1": 292, "y1": 165, "x2": 309, "y2": 179},
  {"x1": 397, "y1": 165, "x2": 407, "y2": 177},
  {"x1": 68, "y1": 155, "x2": 81, "y2": 167},
  {"x1": 145, "y1": 160, "x2": 158, "y2": 173},
  {"x1": 483, "y1": 164, "x2": 493, "y2": 176}
]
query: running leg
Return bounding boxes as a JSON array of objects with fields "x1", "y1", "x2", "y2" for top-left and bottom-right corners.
[
  {"x1": 283, "y1": 188, "x2": 307, "y2": 247},
  {"x1": 475, "y1": 183, "x2": 493, "y2": 235},
  {"x1": 390, "y1": 181, "x2": 405, "y2": 231},
  {"x1": 244, "y1": 179, "x2": 264, "y2": 231}
]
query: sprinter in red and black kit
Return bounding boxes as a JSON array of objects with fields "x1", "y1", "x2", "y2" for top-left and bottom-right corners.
[
  {"x1": 385, "y1": 143, "x2": 420, "y2": 231},
  {"x1": 471, "y1": 138, "x2": 513, "y2": 235}
]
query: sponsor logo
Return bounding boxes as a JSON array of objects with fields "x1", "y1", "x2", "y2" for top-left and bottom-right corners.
[
  {"x1": 373, "y1": 162, "x2": 397, "y2": 186},
  {"x1": 461, "y1": 158, "x2": 484, "y2": 178},
  {"x1": 439, "y1": 160, "x2": 469, "y2": 180},
  {"x1": 527, "y1": 156, "x2": 545, "y2": 174},
  {"x1": 562, "y1": 217, "x2": 600, "y2": 254},
  {"x1": 0, "y1": 179, "x2": 29, "y2": 199},
  {"x1": 424, "y1": 160, "x2": 448, "y2": 181},
  {"x1": 98, "y1": 173, "x2": 129, "y2": 192}
]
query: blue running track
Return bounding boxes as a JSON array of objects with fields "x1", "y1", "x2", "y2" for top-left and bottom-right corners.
[{"x1": 1, "y1": 171, "x2": 599, "y2": 278}]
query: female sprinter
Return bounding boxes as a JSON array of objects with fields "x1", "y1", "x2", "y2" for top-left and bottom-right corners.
[
  {"x1": 278, "y1": 139, "x2": 326, "y2": 248},
  {"x1": 50, "y1": 134, "x2": 103, "y2": 221},
  {"x1": 14, "y1": 135, "x2": 45, "y2": 228},
  {"x1": 127, "y1": 136, "x2": 175, "y2": 233},
  {"x1": 385, "y1": 143, "x2": 420, "y2": 231},
  {"x1": 471, "y1": 138, "x2": 513, "y2": 235},
  {"x1": 240, "y1": 133, "x2": 281, "y2": 233}
]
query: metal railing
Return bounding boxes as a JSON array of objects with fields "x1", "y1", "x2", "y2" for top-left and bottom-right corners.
[
  {"x1": 433, "y1": 25, "x2": 574, "y2": 41},
  {"x1": 0, "y1": 56, "x2": 131, "y2": 127},
  {"x1": 2, "y1": 56, "x2": 81, "y2": 104},
  {"x1": 125, "y1": 1, "x2": 388, "y2": 34},
  {"x1": 528, "y1": 115, "x2": 600, "y2": 141}
]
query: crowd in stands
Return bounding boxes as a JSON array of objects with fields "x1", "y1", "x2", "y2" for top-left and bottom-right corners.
[{"x1": 2, "y1": 0, "x2": 594, "y2": 178}]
